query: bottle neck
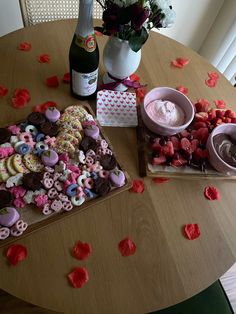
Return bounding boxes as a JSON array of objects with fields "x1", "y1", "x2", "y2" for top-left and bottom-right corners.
[{"x1": 76, "y1": 0, "x2": 94, "y2": 38}]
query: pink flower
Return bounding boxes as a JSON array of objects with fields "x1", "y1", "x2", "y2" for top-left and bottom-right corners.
[
  {"x1": 8, "y1": 125, "x2": 21, "y2": 135},
  {"x1": 44, "y1": 136, "x2": 56, "y2": 147},
  {"x1": 13, "y1": 197, "x2": 26, "y2": 208},
  {"x1": 10, "y1": 186, "x2": 26, "y2": 198},
  {"x1": 34, "y1": 194, "x2": 48, "y2": 208}
]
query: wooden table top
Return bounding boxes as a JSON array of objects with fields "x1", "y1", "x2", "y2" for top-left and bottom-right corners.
[{"x1": 1, "y1": 19, "x2": 236, "y2": 314}]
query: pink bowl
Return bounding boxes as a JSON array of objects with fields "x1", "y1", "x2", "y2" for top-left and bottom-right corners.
[
  {"x1": 141, "y1": 87, "x2": 194, "y2": 136},
  {"x1": 206, "y1": 123, "x2": 236, "y2": 175}
]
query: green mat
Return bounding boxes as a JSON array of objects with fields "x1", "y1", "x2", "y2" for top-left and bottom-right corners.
[{"x1": 149, "y1": 281, "x2": 234, "y2": 314}]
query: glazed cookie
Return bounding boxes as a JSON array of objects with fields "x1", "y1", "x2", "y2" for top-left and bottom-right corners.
[
  {"x1": 6, "y1": 155, "x2": 18, "y2": 176},
  {"x1": 64, "y1": 105, "x2": 88, "y2": 118},
  {"x1": 57, "y1": 132, "x2": 79, "y2": 146},
  {"x1": 0, "y1": 159, "x2": 10, "y2": 182},
  {"x1": 23, "y1": 153, "x2": 44, "y2": 172},
  {"x1": 13, "y1": 154, "x2": 29, "y2": 173},
  {"x1": 54, "y1": 140, "x2": 75, "y2": 156}
]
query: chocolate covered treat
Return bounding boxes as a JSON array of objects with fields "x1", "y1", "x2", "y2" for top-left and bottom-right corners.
[
  {"x1": 80, "y1": 136, "x2": 98, "y2": 152},
  {"x1": 100, "y1": 154, "x2": 117, "y2": 170},
  {"x1": 0, "y1": 128, "x2": 11, "y2": 144},
  {"x1": 213, "y1": 134, "x2": 236, "y2": 167},
  {"x1": 22, "y1": 172, "x2": 43, "y2": 191},
  {"x1": 27, "y1": 112, "x2": 46, "y2": 126},
  {"x1": 40, "y1": 121, "x2": 59, "y2": 136},
  {"x1": 0, "y1": 190, "x2": 13, "y2": 208},
  {"x1": 94, "y1": 177, "x2": 111, "y2": 196}
]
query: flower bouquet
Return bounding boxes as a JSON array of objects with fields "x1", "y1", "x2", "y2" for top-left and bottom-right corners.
[{"x1": 96, "y1": 0, "x2": 176, "y2": 52}]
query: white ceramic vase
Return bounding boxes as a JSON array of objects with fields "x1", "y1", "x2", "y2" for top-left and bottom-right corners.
[{"x1": 103, "y1": 36, "x2": 141, "y2": 91}]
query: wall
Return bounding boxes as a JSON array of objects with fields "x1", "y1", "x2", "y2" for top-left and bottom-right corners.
[
  {"x1": 0, "y1": 0, "x2": 223, "y2": 53},
  {"x1": 0, "y1": 0, "x2": 24, "y2": 37}
]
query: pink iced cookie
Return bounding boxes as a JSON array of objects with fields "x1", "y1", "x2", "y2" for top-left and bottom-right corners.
[
  {"x1": 0, "y1": 207, "x2": 20, "y2": 227},
  {"x1": 109, "y1": 170, "x2": 125, "y2": 187}
]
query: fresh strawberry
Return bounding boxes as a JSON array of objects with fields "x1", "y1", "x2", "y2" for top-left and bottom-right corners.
[
  {"x1": 231, "y1": 118, "x2": 236, "y2": 123},
  {"x1": 151, "y1": 139, "x2": 162, "y2": 152},
  {"x1": 208, "y1": 109, "x2": 216, "y2": 121},
  {"x1": 191, "y1": 129, "x2": 197, "y2": 139},
  {"x1": 195, "y1": 101, "x2": 209, "y2": 113},
  {"x1": 180, "y1": 130, "x2": 190, "y2": 138},
  {"x1": 152, "y1": 154, "x2": 166, "y2": 165},
  {"x1": 193, "y1": 148, "x2": 208, "y2": 161},
  {"x1": 171, "y1": 156, "x2": 187, "y2": 167},
  {"x1": 216, "y1": 110, "x2": 225, "y2": 118},
  {"x1": 223, "y1": 117, "x2": 231, "y2": 123},
  {"x1": 162, "y1": 141, "x2": 174, "y2": 156},
  {"x1": 215, "y1": 118, "x2": 223, "y2": 126},
  {"x1": 192, "y1": 121, "x2": 207, "y2": 130},
  {"x1": 170, "y1": 136, "x2": 180, "y2": 151},
  {"x1": 191, "y1": 139, "x2": 200, "y2": 152},
  {"x1": 180, "y1": 138, "x2": 193, "y2": 153},
  {"x1": 195, "y1": 127, "x2": 209, "y2": 144},
  {"x1": 195, "y1": 112, "x2": 208, "y2": 122},
  {"x1": 225, "y1": 110, "x2": 236, "y2": 119}
]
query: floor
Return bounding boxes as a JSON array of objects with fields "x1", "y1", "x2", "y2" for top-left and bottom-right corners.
[{"x1": 1, "y1": 265, "x2": 236, "y2": 314}]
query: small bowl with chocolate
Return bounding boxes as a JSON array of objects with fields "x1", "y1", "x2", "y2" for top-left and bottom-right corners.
[
  {"x1": 206, "y1": 123, "x2": 236, "y2": 175},
  {"x1": 141, "y1": 87, "x2": 194, "y2": 136}
]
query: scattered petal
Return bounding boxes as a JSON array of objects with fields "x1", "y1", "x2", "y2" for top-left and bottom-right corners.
[
  {"x1": 0, "y1": 85, "x2": 8, "y2": 97},
  {"x1": 204, "y1": 186, "x2": 220, "y2": 200},
  {"x1": 14, "y1": 88, "x2": 30, "y2": 102},
  {"x1": 136, "y1": 87, "x2": 147, "y2": 105},
  {"x1": 129, "y1": 179, "x2": 145, "y2": 193},
  {"x1": 62, "y1": 72, "x2": 70, "y2": 83},
  {"x1": 176, "y1": 86, "x2": 188, "y2": 95},
  {"x1": 208, "y1": 71, "x2": 219, "y2": 80},
  {"x1": 183, "y1": 224, "x2": 200, "y2": 240},
  {"x1": 12, "y1": 96, "x2": 28, "y2": 109},
  {"x1": 68, "y1": 267, "x2": 89, "y2": 288},
  {"x1": 38, "y1": 54, "x2": 50, "y2": 63},
  {"x1": 205, "y1": 78, "x2": 217, "y2": 88},
  {"x1": 214, "y1": 99, "x2": 226, "y2": 109},
  {"x1": 46, "y1": 75, "x2": 59, "y2": 88},
  {"x1": 130, "y1": 73, "x2": 140, "y2": 82},
  {"x1": 18, "y1": 42, "x2": 31, "y2": 51},
  {"x1": 118, "y1": 238, "x2": 136, "y2": 256},
  {"x1": 171, "y1": 57, "x2": 189, "y2": 68},
  {"x1": 72, "y1": 241, "x2": 92, "y2": 261},
  {"x1": 171, "y1": 60, "x2": 183, "y2": 68},
  {"x1": 152, "y1": 177, "x2": 170, "y2": 184},
  {"x1": 6, "y1": 244, "x2": 28, "y2": 266}
]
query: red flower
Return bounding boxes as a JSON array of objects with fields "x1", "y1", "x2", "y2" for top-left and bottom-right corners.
[
  {"x1": 171, "y1": 57, "x2": 189, "y2": 68},
  {"x1": 72, "y1": 241, "x2": 92, "y2": 260},
  {"x1": 204, "y1": 186, "x2": 220, "y2": 200},
  {"x1": 38, "y1": 54, "x2": 50, "y2": 63},
  {"x1": 62, "y1": 72, "x2": 70, "y2": 83},
  {"x1": 176, "y1": 86, "x2": 188, "y2": 95},
  {"x1": 0, "y1": 85, "x2": 8, "y2": 97},
  {"x1": 130, "y1": 179, "x2": 145, "y2": 193},
  {"x1": 118, "y1": 238, "x2": 136, "y2": 256},
  {"x1": 18, "y1": 42, "x2": 32, "y2": 51},
  {"x1": 6, "y1": 244, "x2": 28, "y2": 266},
  {"x1": 214, "y1": 99, "x2": 226, "y2": 109},
  {"x1": 136, "y1": 87, "x2": 147, "y2": 105},
  {"x1": 68, "y1": 267, "x2": 89, "y2": 288},
  {"x1": 183, "y1": 224, "x2": 200, "y2": 240},
  {"x1": 46, "y1": 75, "x2": 59, "y2": 88},
  {"x1": 152, "y1": 177, "x2": 169, "y2": 184},
  {"x1": 32, "y1": 105, "x2": 43, "y2": 112}
]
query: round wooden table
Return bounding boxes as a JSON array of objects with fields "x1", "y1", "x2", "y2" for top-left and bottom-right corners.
[{"x1": 1, "y1": 20, "x2": 236, "y2": 314}]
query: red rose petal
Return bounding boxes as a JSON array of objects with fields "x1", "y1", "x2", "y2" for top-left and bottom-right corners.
[
  {"x1": 214, "y1": 99, "x2": 226, "y2": 109},
  {"x1": 72, "y1": 241, "x2": 92, "y2": 261},
  {"x1": 18, "y1": 42, "x2": 32, "y2": 51},
  {"x1": 176, "y1": 86, "x2": 188, "y2": 95},
  {"x1": 136, "y1": 87, "x2": 147, "y2": 105},
  {"x1": 32, "y1": 105, "x2": 43, "y2": 112},
  {"x1": 171, "y1": 60, "x2": 183, "y2": 68},
  {"x1": 12, "y1": 96, "x2": 28, "y2": 109},
  {"x1": 0, "y1": 85, "x2": 8, "y2": 97},
  {"x1": 14, "y1": 88, "x2": 30, "y2": 102},
  {"x1": 62, "y1": 72, "x2": 70, "y2": 83},
  {"x1": 208, "y1": 71, "x2": 219, "y2": 80},
  {"x1": 130, "y1": 73, "x2": 140, "y2": 82},
  {"x1": 205, "y1": 78, "x2": 217, "y2": 88},
  {"x1": 46, "y1": 75, "x2": 59, "y2": 88},
  {"x1": 204, "y1": 186, "x2": 220, "y2": 200},
  {"x1": 183, "y1": 224, "x2": 200, "y2": 240},
  {"x1": 6, "y1": 244, "x2": 28, "y2": 266},
  {"x1": 118, "y1": 238, "x2": 136, "y2": 256},
  {"x1": 176, "y1": 57, "x2": 189, "y2": 66},
  {"x1": 38, "y1": 54, "x2": 50, "y2": 63},
  {"x1": 129, "y1": 179, "x2": 145, "y2": 193},
  {"x1": 152, "y1": 177, "x2": 170, "y2": 184},
  {"x1": 68, "y1": 267, "x2": 89, "y2": 288}
]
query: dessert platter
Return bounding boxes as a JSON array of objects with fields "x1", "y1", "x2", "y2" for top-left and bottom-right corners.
[
  {"x1": 0, "y1": 103, "x2": 131, "y2": 246},
  {"x1": 137, "y1": 87, "x2": 236, "y2": 179}
]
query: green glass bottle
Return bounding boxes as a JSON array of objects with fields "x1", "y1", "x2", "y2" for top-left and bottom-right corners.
[{"x1": 69, "y1": 0, "x2": 99, "y2": 100}]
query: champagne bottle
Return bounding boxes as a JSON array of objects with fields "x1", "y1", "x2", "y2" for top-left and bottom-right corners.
[{"x1": 69, "y1": 0, "x2": 99, "y2": 99}]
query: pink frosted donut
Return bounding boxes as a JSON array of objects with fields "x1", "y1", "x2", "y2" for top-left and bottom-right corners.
[
  {"x1": 99, "y1": 170, "x2": 109, "y2": 179},
  {"x1": 84, "y1": 178, "x2": 94, "y2": 189},
  {"x1": 19, "y1": 132, "x2": 33, "y2": 143}
]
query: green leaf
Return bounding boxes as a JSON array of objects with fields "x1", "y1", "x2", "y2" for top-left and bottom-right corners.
[
  {"x1": 128, "y1": 27, "x2": 149, "y2": 52},
  {"x1": 0, "y1": 207, "x2": 8, "y2": 215}
]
